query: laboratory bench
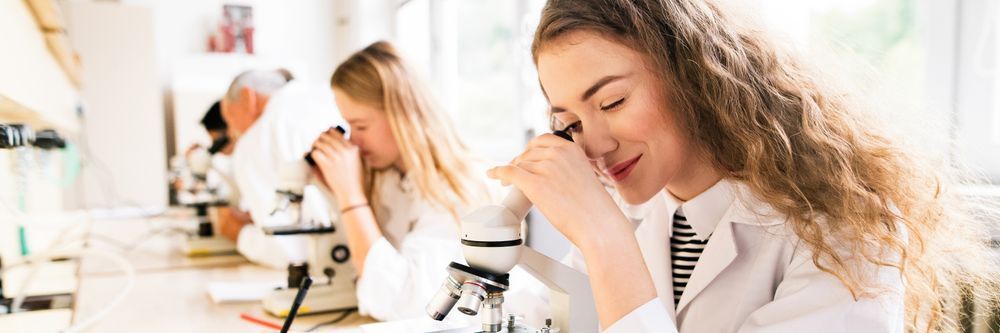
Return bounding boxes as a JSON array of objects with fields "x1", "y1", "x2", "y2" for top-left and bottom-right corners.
[{"x1": 0, "y1": 210, "x2": 376, "y2": 332}]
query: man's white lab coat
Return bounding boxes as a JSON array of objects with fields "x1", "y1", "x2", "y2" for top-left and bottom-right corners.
[{"x1": 231, "y1": 80, "x2": 343, "y2": 268}]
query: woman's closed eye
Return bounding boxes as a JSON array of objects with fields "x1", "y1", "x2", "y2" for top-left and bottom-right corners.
[{"x1": 600, "y1": 97, "x2": 625, "y2": 112}]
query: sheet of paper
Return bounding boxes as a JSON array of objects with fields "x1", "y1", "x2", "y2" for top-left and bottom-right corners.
[{"x1": 206, "y1": 280, "x2": 283, "y2": 303}]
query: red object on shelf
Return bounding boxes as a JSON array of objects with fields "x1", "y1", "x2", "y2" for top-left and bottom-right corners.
[
  {"x1": 208, "y1": 5, "x2": 253, "y2": 54},
  {"x1": 243, "y1": 26, "x2": 254, "y2": 54}
]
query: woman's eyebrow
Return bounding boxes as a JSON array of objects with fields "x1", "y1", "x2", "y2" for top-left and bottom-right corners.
[
  {"x1": 581, "y1": 74, "x2": 627, "y2": 101},
  {"x1": 549, "y1": 73, "x2": 630, "y2": 114}
]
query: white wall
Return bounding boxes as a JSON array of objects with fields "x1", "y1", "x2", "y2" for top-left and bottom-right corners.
[
  {"x1": 63, "y1": 1, "x2": 167, "y2": 209},
  {"x1": 334, "y1": 0, "x2": 397, "y2": 62},
  {"x1": 119, "y1": 0, "x2": 341, "y2": 86},
  {"x1": 114, "y1": 0, "x2": 399, "y2": 156}
]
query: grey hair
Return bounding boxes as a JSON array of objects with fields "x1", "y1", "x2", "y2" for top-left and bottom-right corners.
[{"x1": 225, "y1": 69, "x2": 289, "y2": 102}]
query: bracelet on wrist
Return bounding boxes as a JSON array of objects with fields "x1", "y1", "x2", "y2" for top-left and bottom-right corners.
[{"x1": 340, "y1": 202, "x2": 369, "y2": 214}]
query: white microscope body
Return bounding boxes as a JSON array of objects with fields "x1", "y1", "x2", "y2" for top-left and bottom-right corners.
[
  {"x1": 260, "y1": 160, "x2": 358, "y2": 317},
  {"x1": 170, "y1": 148, "x2": 237, "y2": 256},
  {"x1": 426, "y1": 189, "x2": 599, "y2": 333}
]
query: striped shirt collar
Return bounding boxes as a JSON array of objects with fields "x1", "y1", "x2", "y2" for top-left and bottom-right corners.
[{"x1": 664, "y1": 180, "x2": 736, "y2": 241}]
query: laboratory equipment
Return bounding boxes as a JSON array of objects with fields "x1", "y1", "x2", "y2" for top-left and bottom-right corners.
[
  {"x1": 170, "y1": 147, "x2": 236, "y2": 256},
  {"x1": 261, "y1": 160, "x2": 357, "y2": 316},
  {"x1": 426, "y1": 131, "x2": 598, "y2": 333}
]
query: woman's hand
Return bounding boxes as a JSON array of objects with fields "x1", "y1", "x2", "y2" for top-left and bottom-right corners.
[
  {"x1": 489, "y1": 134, "x2": 657, "y2": 329},
  {"x1": 487, "y1": 133, "x2": 630, "y2": 248},
  {"x1": 310, "y1": 127, "x2": 366, "y2": 207}
]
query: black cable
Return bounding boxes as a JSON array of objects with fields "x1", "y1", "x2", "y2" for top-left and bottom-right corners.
[{"x1": 304, "y1": 309, "x2": 356, "y2": 332}]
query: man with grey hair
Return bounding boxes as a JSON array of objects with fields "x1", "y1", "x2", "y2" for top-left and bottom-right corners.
[
  {"x1": 218, "y1": 69, "x2": 347, "y2": 269},
  {"x1": 220, "y1": 70, "x2": 288, "y2": 138}
]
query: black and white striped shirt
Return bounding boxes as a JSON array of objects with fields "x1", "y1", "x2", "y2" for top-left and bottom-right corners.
[{"x1": 670, "y1": 208, "x2": 710, "y2": 305}]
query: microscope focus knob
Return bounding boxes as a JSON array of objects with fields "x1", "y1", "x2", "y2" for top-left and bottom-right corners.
[
  {"x1": 331, "y1": 245, "x2": 351, "y2": 263},
  {"x1": 323, "y1": 267, "x2": 336, "y2": 284}
]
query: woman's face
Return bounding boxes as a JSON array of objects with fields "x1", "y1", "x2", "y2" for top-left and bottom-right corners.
[
  {"x1": 537, "y1": 31, "x2": 709, "y2": 203},
  {"x1": 332, "y1": 88, "x2": 402, "y2": 171}
]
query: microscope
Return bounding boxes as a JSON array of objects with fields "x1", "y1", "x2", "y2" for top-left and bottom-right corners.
[
  {"x1": 170, "y1": 147, "x2": 237, "y2": 256},
  {"x1": 260, "y1": 160, "x2": 358, "y2": 317},
  {"x1": 426, "y1": 131, "x2": 599, "y2": 333}
]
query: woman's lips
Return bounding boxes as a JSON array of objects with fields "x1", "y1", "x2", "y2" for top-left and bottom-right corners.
[{"x1": 606, "y1": 155, "x2": 641, "y2": 182}]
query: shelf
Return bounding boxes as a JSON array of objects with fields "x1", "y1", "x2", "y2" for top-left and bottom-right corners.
[
  {"x1": 0, "y1": 0, "x2": 79, "y2": 133},
  {"x1": 25, "y1": 0, "x2": 64, "y2": 32},
  {"x1": 0, "y1": 95, "x2": 77, "y2": 134}
]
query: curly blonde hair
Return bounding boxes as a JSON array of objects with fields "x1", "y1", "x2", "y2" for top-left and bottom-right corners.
[{"x1": 532, "y1": 0, "x2": 1000, "y2": 331}]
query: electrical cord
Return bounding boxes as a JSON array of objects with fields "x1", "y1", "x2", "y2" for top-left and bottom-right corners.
[
  {"x1": 1, "y1": 240, "x2": 136, "y2": 333},
  {"x1": 59, "y1": 247, "x2": 134, "y2": 333},
  {"x1": 304, "y1": 308, "x2": 356, "y2": 332},
  {"x1": 85, "y1": 226, "x2": 192, "y2": 254}
]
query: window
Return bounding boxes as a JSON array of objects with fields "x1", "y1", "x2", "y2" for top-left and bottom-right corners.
[
  {"x1": 395, "y1": 0, "x2": 548, "y2": 164},
  {"x1": 758, "y1": 0, "x2": 1000, "y2": 182},
  {"x1": 757, "y1": 0, "x2": 936, "y2": 150}
]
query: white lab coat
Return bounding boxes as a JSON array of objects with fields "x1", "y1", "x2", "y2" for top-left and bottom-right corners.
[
  {"x1": 568, "y1": 179, "x2": 905, "y2": 333},
  {"x1": 210, "y1": 153, "x2": 239, "y2": 204},
  {"x1": 231, "y1": 80, "x2": 344, "y2": 269},
  {"x1": 354, "y1": 168, "x2": 472, "y2": 322}
]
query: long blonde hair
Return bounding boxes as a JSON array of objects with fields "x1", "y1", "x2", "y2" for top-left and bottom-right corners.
[
  {"x1": 331, "y1": 41, "x2": 491, "y2": 220},
  {"x1": 533, "y1": 0, "x2": 999, "y2": 331}
]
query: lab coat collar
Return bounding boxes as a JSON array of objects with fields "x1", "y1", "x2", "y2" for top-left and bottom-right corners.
[
  {"x1": 379, "y1": 167, "x2": 415, "y2": 195},
  {"x1": 662, "y1": 180, "x2": 736, "y2": 240},
  {"x1": 658, "y1": 179, "x2": 788, "y2": 229},
  {"x1": 660, "y1": 179, "x2": 788, "y2": 313}
]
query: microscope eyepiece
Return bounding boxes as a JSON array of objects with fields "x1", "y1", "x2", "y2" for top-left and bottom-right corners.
[
  {"x1": 305, "y1": 125, "x2": 346, "y2": 166},
  {"x1": 552, "y1": 129, "x2": 574, "y2": 142}
]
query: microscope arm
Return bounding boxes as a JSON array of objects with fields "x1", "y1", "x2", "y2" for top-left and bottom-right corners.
[{"x1": 516, "y1": 246, "x2": 599, "y2": 332}]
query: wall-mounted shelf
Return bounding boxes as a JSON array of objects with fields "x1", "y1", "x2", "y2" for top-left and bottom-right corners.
[
  {"x1": 25, "y1": 0, "x2": 81, "y2": 87},
  {"x1": 0, "y1": 0, "x2": 80, "y2": 134},
  {"x1": 0, "y1": 95, "x2": 77, "y2": 134}
]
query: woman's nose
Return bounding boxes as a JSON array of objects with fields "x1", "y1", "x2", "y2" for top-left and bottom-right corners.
[{"x1": 580, "y1": 120, "x2": 617, "y2": 161}]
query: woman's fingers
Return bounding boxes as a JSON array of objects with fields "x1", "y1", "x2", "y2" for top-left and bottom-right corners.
[
  {"x1": 511, "y1": 146, "x2": 558, "y2": 166},
  {"x1": 526, "y1": 133, "x2": 575, "y2": 150},
  {"x1": 310, "y1": 147, "x2": 332, "y2": 167},
  {"x1": 316, "y1": 127, "x2": 352, "y2": 150},
  {"x1": 487, "y1": 164, "x2": 537, "y2": 187},
  {"x1": 317, "y1": 132, "x2": 344, "y2": 150}
]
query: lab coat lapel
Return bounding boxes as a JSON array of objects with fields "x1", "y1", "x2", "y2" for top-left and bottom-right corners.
[
  {"x1": 674, "y1": 185, "x2": 785, "y2": 313},
  {"x1": 634, "y1": 192, "x2": 678, "y2": 319},
  {"x1": 675, "y1": 219, "x2": 738, "y2": 313}
]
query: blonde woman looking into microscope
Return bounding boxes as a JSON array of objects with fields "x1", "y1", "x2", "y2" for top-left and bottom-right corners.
[{"x1": 309, "y1": 41, "x2": 494, "y2": 321}]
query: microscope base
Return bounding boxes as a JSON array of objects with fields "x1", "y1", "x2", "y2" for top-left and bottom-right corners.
[
  {"x1": 262, "y1": 283, "x2": 358, "y2": 317},
  {"x1": 472, "y1": 324, "x2": 541, "y2": 333},
  {"x1": 182, "y1": 236, "x2": 237, "y2": 257}
]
